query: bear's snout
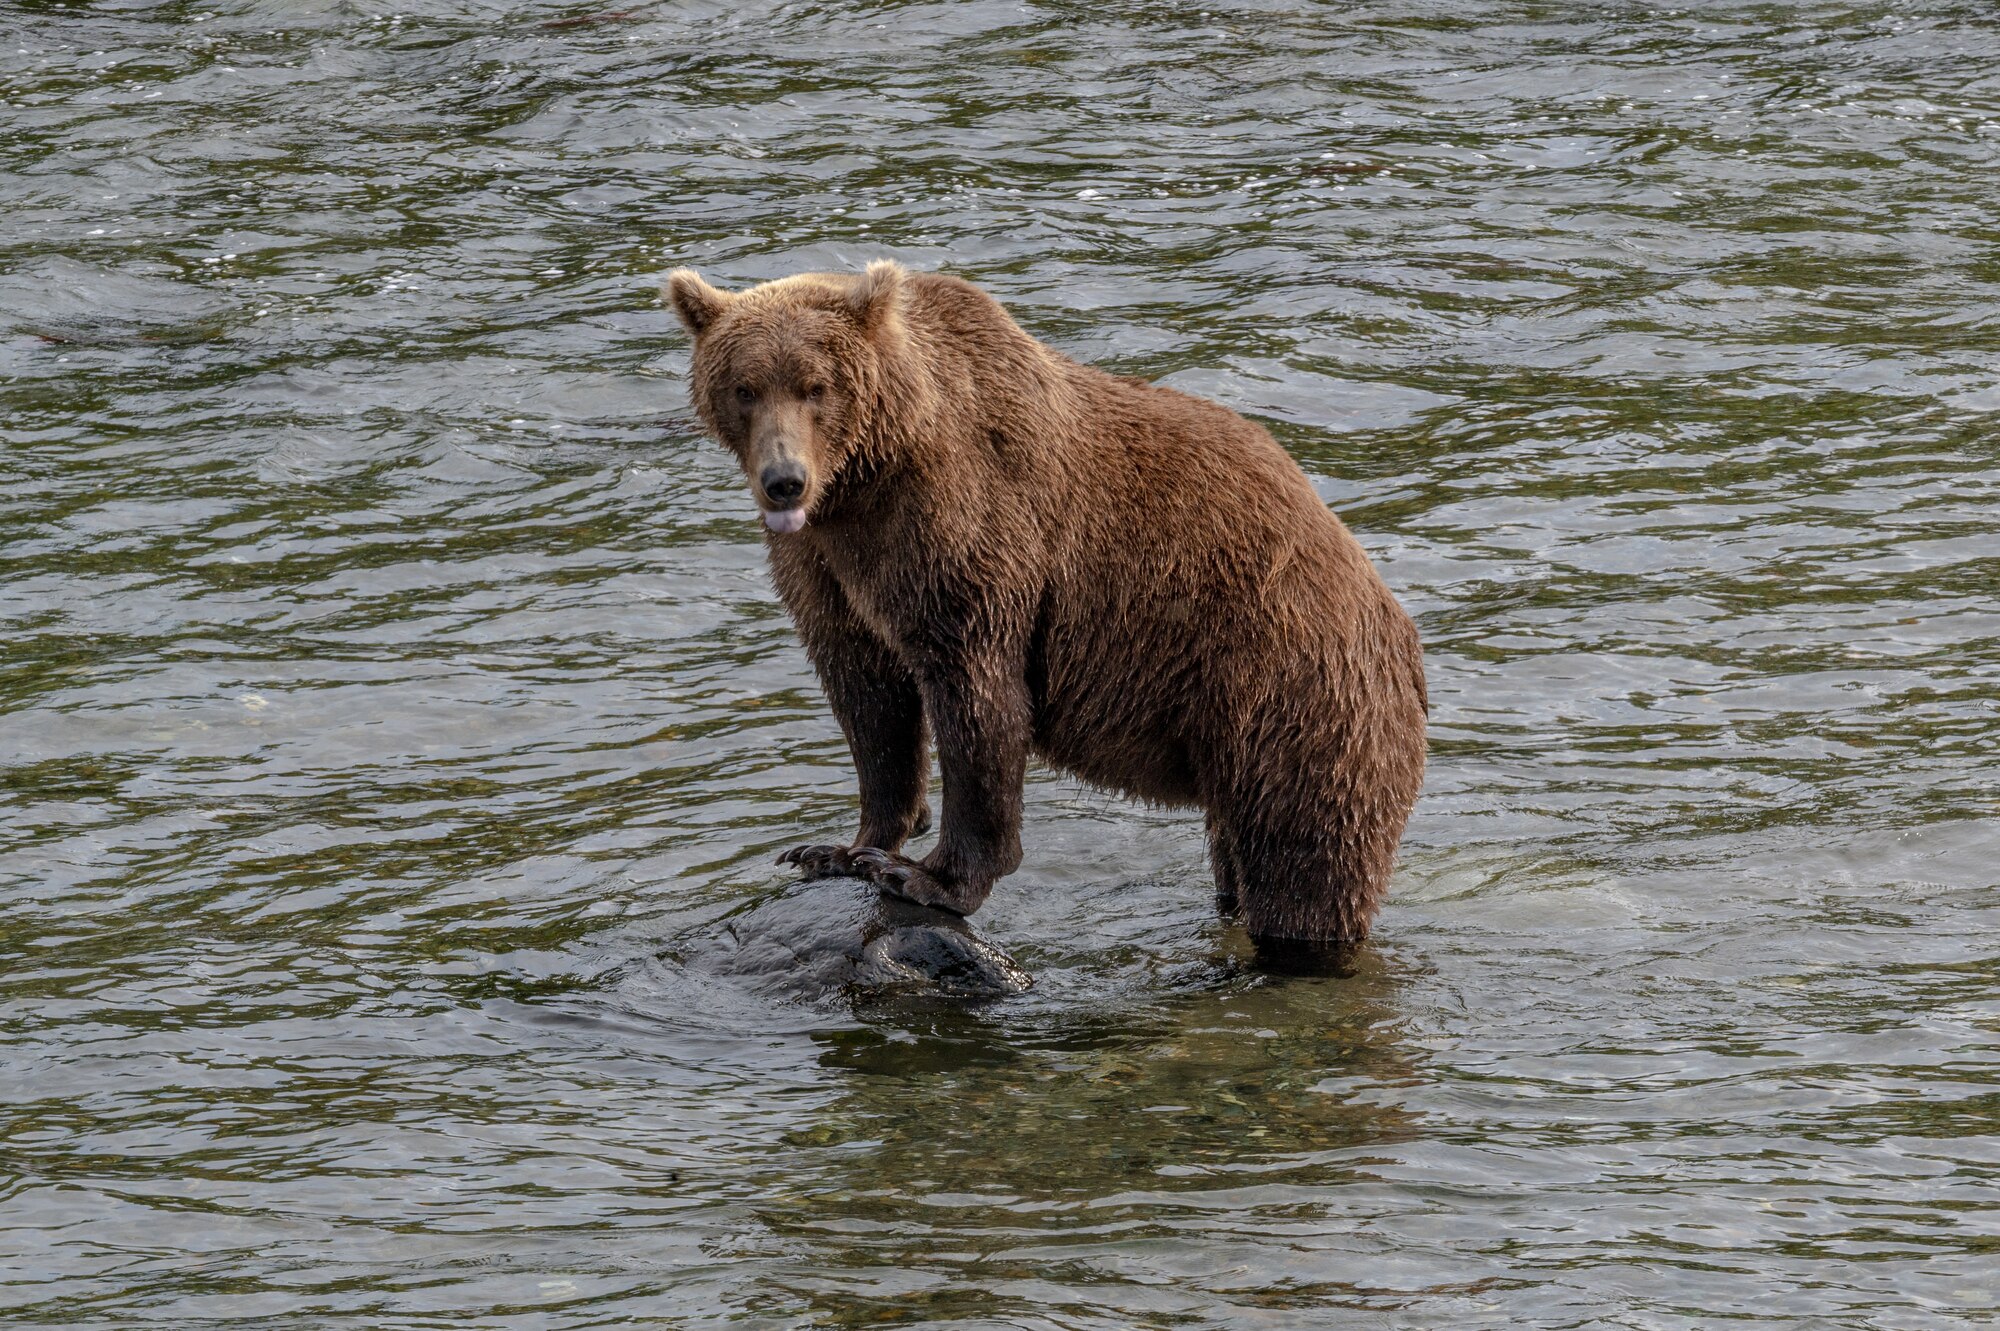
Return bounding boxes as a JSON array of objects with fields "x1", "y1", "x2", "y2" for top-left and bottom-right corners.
[{"x1": 760, "y1": 463, "x2": 807, "y2": 509}]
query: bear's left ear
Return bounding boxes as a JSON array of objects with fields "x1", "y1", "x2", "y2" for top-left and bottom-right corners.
[
  {"x1": 664, "y1": 268, "x2": 732, "y2": 338},
  {"x1": 843, "y1": 259, "x2": 905, "y2": 336}
]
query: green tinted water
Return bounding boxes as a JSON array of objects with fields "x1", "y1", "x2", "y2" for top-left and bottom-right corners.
[{"x1": 3, "y1": 2, "x2": 1997, "y2": 1326}]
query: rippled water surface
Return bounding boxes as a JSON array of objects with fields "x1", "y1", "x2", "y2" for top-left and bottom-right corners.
[{"x1": 5, "y1": 1, "x2": 1999, "y2": 1325}]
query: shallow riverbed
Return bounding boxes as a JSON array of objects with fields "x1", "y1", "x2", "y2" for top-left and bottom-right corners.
[{"x1": 3, "y1": 2, "x2": 1997, "y2": 1326}]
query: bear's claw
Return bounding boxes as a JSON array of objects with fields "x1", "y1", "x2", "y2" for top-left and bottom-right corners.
[
  {"x1": 778, "y1": 843, "x2": 856, "y2": 880},
  {"x1": 780, "y1": 843, "x2": 973, "y2": 915},
  {"x1": 850, "y1": 849, "x2": 969, "y2": 915},
  {"x1": 848, "y1": 847, "x2": 897, "y2": 872}
]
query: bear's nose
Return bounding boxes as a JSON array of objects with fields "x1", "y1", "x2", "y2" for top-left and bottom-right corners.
[{"x1": 761, "y1": 465, "x2": 806, "y2": 509}]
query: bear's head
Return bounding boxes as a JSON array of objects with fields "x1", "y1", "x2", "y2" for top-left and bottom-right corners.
[{"x1": 665, "y1": 261, "x2": 908, "y2": 535}]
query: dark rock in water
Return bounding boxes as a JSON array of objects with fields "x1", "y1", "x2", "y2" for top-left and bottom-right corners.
[{"x1": 697, "y1": 877, "x2": 1031, "y2": 1003}]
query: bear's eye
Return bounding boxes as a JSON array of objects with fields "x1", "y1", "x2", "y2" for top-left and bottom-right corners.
[
  {"x1": 733, "y1": 385, "x2": 754, "y2": 407},
  {"x1": 805, "y1": 384, "x2": 825, "y2": 403}
]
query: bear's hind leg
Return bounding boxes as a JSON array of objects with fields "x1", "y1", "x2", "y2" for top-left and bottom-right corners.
[
  {"x1": 1205, "y1": 812, "x2": 1243, "y2": 918},
  {"x1": 1229, "y1": 810, "x2": 1394, "y2": 948}
]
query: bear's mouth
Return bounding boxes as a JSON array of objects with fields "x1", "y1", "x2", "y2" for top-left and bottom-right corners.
[{"x1": 763, "y1": 507, "x2": 807, "y2": 534}]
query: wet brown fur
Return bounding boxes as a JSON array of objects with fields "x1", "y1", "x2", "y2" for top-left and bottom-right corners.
[{"x1": 665, "y1": 262, "x2": 1427, "y2": 943}]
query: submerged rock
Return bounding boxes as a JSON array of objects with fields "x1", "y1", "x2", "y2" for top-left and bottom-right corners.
[{"x1": 697, "y1": 877, "x2": 1031, "y2": 1003}]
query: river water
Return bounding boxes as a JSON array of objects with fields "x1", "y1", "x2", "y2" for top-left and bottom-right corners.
[{"x1": 3, "y1": 2, "x2": 1997, "y2": 1326}]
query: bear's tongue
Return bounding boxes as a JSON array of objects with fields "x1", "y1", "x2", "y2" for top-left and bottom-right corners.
[{"x1": 764, "y1": 508, "x2": 807, "y2": 534}]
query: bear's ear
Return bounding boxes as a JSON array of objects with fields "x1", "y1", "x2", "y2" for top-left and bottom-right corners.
[
  {"x1": 664, "y1": 268, "x2": 732, "y2": 337},
  {"x1": 843, "y1": 259, "x2": 905, "y2": 336}
]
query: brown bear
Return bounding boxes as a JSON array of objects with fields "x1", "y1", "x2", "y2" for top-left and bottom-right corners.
[{"x1": 664, "y1": 261, "x2": 1426, "y2": 946}]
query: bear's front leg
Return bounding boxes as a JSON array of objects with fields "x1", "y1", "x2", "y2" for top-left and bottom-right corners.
[
  {"x1": 829, "y1": 653, "x2": 930, "y2": 854},
  {"x1": 791, "y1": 649, "x2": 1026, "y2": 914},
  {"x1": 772, "y1": 546, "x2": 932, "y2": 854},
  {"x1": 774, "y1": 643, "x2": 929, "y2": 886},
  {"x1": 888, "y1": 653, "x2": 1031, "y2": 915}
]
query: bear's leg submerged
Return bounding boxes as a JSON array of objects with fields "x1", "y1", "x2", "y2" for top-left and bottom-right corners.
[
  {"x1": 1208, "y1": 600, "x2": 1426, "y2": 949},
  {"x1": 1216, "y1": 730, "x2": 1419, "y2": 947},
  {"x1": 1225, "y1": 813, "x2": 1388, "y2": 946}
]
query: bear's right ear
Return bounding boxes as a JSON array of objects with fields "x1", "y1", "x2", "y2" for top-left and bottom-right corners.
[{"x1": 664, "y1": 268, "x2": 732, "y2": 337}]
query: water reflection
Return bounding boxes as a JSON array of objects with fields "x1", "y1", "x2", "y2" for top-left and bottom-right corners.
[{"x1": 771, "y1": 956, "x2": 1425, "y2": 1324}]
